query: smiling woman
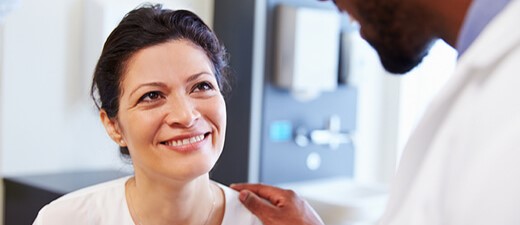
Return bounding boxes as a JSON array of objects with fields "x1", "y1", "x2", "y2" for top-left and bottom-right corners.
[
  {"x1": 108, "y1": 40, "x2": 227, "y2": 183},
  {"x1": 32, "y1": 4, "x2": 260, "y2": 225}
]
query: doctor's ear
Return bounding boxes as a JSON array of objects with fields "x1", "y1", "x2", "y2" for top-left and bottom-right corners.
[{"x1": 100, "y1": 110, "x2": 126, "y2": 147}]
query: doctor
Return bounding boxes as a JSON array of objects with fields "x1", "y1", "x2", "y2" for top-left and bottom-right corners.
[{"x1": 232, "y1": 0, "x2": 520, "y2": 224}]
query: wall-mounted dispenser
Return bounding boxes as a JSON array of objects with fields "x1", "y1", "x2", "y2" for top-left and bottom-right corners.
[
  {"x1": 213, "y1": 2, "x2": 386, "y2": 225},
  {"x1": 274, "y1": 5, "x2": 341, "y2": 101},
  {"x1": 212, "y1": 0, "x2": 358, "y2": 186}
]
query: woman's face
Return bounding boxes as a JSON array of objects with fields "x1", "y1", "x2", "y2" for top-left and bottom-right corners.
[{"x1": 102, "y1": 40, "x2": 226, "y2": 182}]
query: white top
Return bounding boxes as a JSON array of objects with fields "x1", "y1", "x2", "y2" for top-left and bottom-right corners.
[
  {"x1": 33, "y1": 177, "x2": 262, "y2": 225},
  {"x1": 379, "y1": 1, "x2": 520, "y2": 225}
]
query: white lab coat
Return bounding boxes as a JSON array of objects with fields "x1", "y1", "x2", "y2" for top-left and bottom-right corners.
[{"x1": 379, "y1": 0, "x2": 520, "y2": 224}]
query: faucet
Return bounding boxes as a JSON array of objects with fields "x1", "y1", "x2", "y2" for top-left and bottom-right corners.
[
  {"x1": 295, "y1": 115, "x2": 352, "y2": 149},
  {"x1": 310, "y1": 115, "x2": 351, "y2": 149}
]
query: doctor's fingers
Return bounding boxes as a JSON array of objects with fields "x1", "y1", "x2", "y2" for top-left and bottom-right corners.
[
  {"x1": 232, "y1": 184, "x2": 324, "y2": 225},
  {"x1": 238, "y1": 189, "x2": 323, "y2": 225},
  {"x1": 238, "y1": 190, "x2": 279, "y2": 215},
  {"x1": 231, "y1": 183, "x2": 296, "y2": 206}
]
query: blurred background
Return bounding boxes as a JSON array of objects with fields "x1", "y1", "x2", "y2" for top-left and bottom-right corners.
[{"x1": 0, "y1": 0, "x2": 457, "y2": 224}]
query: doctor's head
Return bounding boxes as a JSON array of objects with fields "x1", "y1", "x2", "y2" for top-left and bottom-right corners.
[
  {"x1": 91, "y1": 4, "x2": 230, "y2": 180},
  {"x1": 325, "y1": 0, "x2": 440, "y2": 74}
]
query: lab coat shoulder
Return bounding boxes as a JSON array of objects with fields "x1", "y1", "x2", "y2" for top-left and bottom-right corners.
[{"x1": 379, "y1": 1, "x2": 520, "y2": 225}]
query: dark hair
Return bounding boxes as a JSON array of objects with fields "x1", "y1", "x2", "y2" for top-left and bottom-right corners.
[{"x1": 90, "y1": 4, "x2": 230, "y2": 158}]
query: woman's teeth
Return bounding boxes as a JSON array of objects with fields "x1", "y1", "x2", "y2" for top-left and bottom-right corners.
[{"x1": 165, "y1": 134, "x2": 205, "y2": 147}]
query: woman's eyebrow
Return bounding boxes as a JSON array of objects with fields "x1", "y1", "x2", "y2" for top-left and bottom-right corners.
[
  {"x1": 186, "y1": 72, "x2": 213, "y2": 83},
  {"x1": 128, "y1": 82, "x2": 167, "y2": 98},
  {"x1": 127, "y1": 72, "x2": 213, "y2": 98}
]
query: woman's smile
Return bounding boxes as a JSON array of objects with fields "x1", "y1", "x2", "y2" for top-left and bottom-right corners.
[{"x1": 160, "y1": 132, "x2": 211, "y2": 152}]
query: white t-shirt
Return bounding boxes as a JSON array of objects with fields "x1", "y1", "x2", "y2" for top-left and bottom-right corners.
[{"x1": 33, "y1": 177, "x2": 262, "y2": 225}]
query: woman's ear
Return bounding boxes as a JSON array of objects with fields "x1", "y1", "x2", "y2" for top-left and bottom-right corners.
[{"x1": 100, "y1": 110, "x2": 126, "y2": 146}]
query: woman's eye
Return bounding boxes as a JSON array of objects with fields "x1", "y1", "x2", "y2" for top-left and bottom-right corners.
[
  {"x1": 192, "y1": 82, "x2": 215, "y2": 92},
  {"x1": 138, "y1": 91, "x2": 162, "y2": 103}
]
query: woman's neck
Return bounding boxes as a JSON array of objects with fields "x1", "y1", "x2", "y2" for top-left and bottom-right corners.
[{"x1": 126, "y1": 173, "x2": 221, "y2": 225}]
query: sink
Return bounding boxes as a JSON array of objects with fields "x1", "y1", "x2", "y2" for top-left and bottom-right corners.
[{"x1": 278, "y1": 177, "x2": 388, "y2": 225}]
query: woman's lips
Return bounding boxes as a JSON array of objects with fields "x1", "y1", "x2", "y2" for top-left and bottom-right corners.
[
  {"x1": 163, "y1": 133, "x2": 206, "y2": 147},
  {"x1": 160, "y1": 132, "x2": 210, "y2": 152}
]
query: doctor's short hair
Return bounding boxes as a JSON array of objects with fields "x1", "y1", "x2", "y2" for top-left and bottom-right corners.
[{"x1": 90, "y1": 4, "x2": 231, "y2": 159}]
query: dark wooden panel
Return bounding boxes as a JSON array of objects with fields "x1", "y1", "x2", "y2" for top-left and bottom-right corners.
[{"x1": 3, "y1": 170, "x2": 129, "y2": 225}]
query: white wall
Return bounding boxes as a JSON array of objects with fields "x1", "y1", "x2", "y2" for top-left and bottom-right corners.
[
  {"x1": 350, "y1": 35, "x2": 457, "y2": 185},
  {"x1": 397, "y1": 40, "x2": 457, "y2": 161},
  {"x1": 347, "y1": 31, "x2": 402, "y2": 185},
  {"x1": 0, "y1": 0, "x2": 213, "y2": 176},
  {"x1": 0, "y1": 22, "x2": 6, "y2": 225}
]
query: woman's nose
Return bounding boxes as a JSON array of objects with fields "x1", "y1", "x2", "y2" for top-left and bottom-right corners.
[{"x1": 164, "y1": 96, "x2": 200, "y2": 127}]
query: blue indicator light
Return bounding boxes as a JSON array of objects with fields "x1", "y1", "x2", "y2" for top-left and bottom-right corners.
[{"x1": 269, "y1": 121, "x2": 292, "y2": 142}]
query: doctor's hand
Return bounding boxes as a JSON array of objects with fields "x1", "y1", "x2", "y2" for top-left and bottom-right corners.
[{"x1": 230, "y1": 183, "x2": 324, "y2": 225}]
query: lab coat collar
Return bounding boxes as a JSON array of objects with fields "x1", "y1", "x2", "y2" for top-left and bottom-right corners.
[{"x1": 458, "y1": 0, "x2": 520, "y2": 71}]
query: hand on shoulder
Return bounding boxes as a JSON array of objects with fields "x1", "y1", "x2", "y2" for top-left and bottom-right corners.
[{"x1": 231, "y1": 183, "x2": 324, "y2": 225}]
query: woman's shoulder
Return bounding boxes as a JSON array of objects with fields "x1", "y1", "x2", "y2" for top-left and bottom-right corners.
[
  {"x1": 33, "y1": 176, "x2": 132, "y2": 225},
  {"x1": 47, "y1": 176, "x2": 130, "y2": 205},
  {"x1": 216, "y1": 182, "x2": 263, "y2": 225}
]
